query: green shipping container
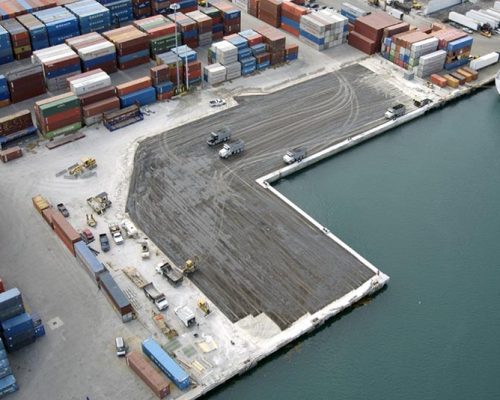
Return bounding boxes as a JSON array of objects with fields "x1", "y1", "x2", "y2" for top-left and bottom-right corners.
[
  {"x1": 39, "y1": 96, "x2": 80, "y2": 118},
  {"x1": 43, "y1": 122, "x2": 82, "y2": 139}
]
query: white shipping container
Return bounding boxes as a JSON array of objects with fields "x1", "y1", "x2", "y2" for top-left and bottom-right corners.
[
  {"x1": 70, "y1": 73, "x2": 111, "y2": 96},
  {"x1": 477, "y1": 10, "x2": 500, "y2": 26},
  {"x1": 495, "y1": 1, "x2": 500, "y2": 11},
  {"x1": 78, "y1": 42, "x2": 115, "y2": 61},
  {"x1": 486, "y1": 9, "x2": 500, "y2": 20},
  {"x1": 387, "y1": 7, "x2": 404, "y2": 20},
  {"x1": 469, "y1": 52, "x2": 499, "y2": 70},
  {"x1": 448, "y1": 12, "x2": 480, "y2": 31},
  {"x1": 465, "y1": 10, "x2": 499, "y2": 28}
]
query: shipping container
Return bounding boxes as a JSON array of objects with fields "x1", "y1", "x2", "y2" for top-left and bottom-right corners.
[
  {"x1": 1, "y1": 313, "x2": 34, "y2": 335},
  {"x1": 0, "y1": 374, "x2": 17, "y2": 396},
  {"x1": 99, "y1": 271, "x2": 133, "y2": 322},
  {"x1": 32, "y1": 194, "x2": 50, "y2": 214},
  {"x1": 126, "y1": 351, "x2": 170, "y2": 399},
  {"x1": 51, "y1": 210, "x2": 81, "y2": 256},
  {"x1": 0, "y1": 147, "x2": 22, "y2": 163},
  {"x1": 0, "y1": 288, "x2": 24, "y2": 322},
  {"x1": 74, "y1": 241, "x2": 106, "y2": 283},
  {"x1": 142, "y1": 338, "x2": 190, "y2": 390}
]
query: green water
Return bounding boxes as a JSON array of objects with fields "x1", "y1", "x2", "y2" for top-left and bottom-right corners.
[{"x1": 207, "y1": 88, "x2": 500, "y2": 400}]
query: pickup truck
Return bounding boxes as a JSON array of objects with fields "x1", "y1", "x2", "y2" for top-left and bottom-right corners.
[
  {"x1": 143, "y1": 283, "x2": 169, "y2": 311},
  {"x1": 99, "y1": 233, "x2": 110, "y2": 252},
  {"x1": 141, "y1": 242, "x2": 150, "y2": 259},
  {"x1": 207, "y1": 127, "x2": 231, "y2": 146},
  {"x1": 219, "y1": 140, "x2": 245, "y2": 159},
  {"x1": 283, "y1": 148, "x2": 306, "y2": 164},
  {"x1": 385, "y1": 104, "x2": 406, "y2": 119},
  {"x1": 109, "y1": 224, "x2": 124, "y2": 245},
  {"x1": 156, "y1": 262, "x2": 183, "y2": 287}
]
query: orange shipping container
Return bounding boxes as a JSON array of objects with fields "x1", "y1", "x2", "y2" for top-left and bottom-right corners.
[
  {"x1": 430, "y1": 74, "x2": 447, "y2": 88},
  {"x1": 32, "y1": 195, "x2": 50, "y2": 214},
  {"x1": 116, "y1": 77, "x2": 152, "y2": 96}
]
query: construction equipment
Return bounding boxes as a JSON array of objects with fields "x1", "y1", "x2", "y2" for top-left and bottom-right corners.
[
  {"x1": 198, "y1": 299, "x2": 211, "y2": 315},
  {"x1": 87, "y1": 192, "x2": 112, "y2": 215},
  {"x1": 181, "y1": 256, "x2": 199, "y2": 275},
  {"x1": 86, "y1": 214, "x2": 97, "y2": 227},
  {"x1": 368, "y1": 0, "x2": 379, "y2": 6},
  {"x1": 141, "y1": 241, "x2": 150, "y2": 259},
  {"x1": 109, "y1": 223, "x2": 124, "y2": 245},
  {"x1": 81, "y1": 157, "x2": 97, "y2": 169},
  {"x1": 412, "y1": 0, "x2": 422, "y2": 10},
  {"x1": 156, "y1": 262, "x2": 183, "y2": 286},
  {"x1": 152, "y1": 312, "x2": 178, "y2": 339},
  {"x1": 123, "y1": 266, "x2": 149, "y2": 289},
  {"x1": 68, "y1": 163, "x2": 84, "y2": 176}
]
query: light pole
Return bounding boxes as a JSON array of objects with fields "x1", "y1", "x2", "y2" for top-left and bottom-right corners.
[{"x1": 170, "y1": 3, "x2": 181, "y2": 93}]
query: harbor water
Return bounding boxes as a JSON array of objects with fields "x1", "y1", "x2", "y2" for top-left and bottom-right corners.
[{"x1": 207, "y1": 87, "x2": 500, "y2": 400}]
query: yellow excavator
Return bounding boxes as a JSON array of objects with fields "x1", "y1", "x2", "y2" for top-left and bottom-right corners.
[
  {"x1": 68, "y1": 157, "x2": 97, "y2": 176},
  {"x1": 81, "y1": 157, "x2": 97, "y2": 169},
  {"x1": 86, "y1": 214, "x2": 97, "y2": 227},
  {"x1": 412, "y1": 0, "x2": 422, "y2": 10}
]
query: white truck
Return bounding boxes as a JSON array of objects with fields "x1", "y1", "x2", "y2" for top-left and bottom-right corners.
[
  {"x1": 385, "y1": 104, "x2": 406, "y2": 120},
  {"x1": 121, "y1": 219, "x2": 138, "y2": 238},
  {"x1": 207, "y1": 127, "x2": 231, "y2": 146},
  {"x1": 109, "y1": 223, "x2": 124, "y2": 245},
  {"x1": 219, "y1": 140, "x2": 245, "y2": 159},
  {"x1": 283, "y1": 148, "x2": 306, "y2": 164},
  {"x1": 174, "y1": 306, "x2": 196, "y2": 328},
  {"x1": 143, "y1": 282, "x2": 169, "y2": 311}
]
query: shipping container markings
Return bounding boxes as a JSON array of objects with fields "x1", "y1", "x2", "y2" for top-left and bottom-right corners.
[{"x1": 47, "y1": 317, "x2": 64, "y2": 330}]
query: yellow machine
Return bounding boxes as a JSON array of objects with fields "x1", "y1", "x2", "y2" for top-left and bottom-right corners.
[
  {"x1": 86, "y1": 214, "x2": 97, "y2": 227},
  {"x1": 81, "y1": 157, "x2": 97, "y2": 169},
  {"x1": 412, "y1": 1, "x2": 422, "y2": 10},
  {"x1": 198, "y1": 299, "x2": 211, "y2": 315},
  {"x1": 182, "y1": 256, "x2": 199, "y2": 275},
  {"x1": 69, "y1": 164, "x2": 84, "y2": 176}
]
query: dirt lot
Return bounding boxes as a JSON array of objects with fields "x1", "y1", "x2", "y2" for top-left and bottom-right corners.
[{"x1": 127, "y1": 63, "x2": 411, "y2": 329}]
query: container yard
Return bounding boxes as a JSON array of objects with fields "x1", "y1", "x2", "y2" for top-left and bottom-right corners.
[{"x1": 0, "y1": 0, "x2": 498, "y2": 399}]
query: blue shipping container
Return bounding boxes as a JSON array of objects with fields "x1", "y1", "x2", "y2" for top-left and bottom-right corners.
[
  {"x1": 74, "y1": 241, "x2": 106, "y2": 281},
  {"x1": 1, "y1": 313, "x2": 33, "y2": 335},
  {"x1": 0, "y1": 289, "x2": 23, "y2": 310},
  {"x1": 447, "y1": 36, "x2": 473, "y2": 52},
  {"x1": 0, "y1": 375, "x2": 17, "y2": 396},
  {"x1": 142, "y1": 338, "x2": 190, "y2": 390},
  {"x1": 119, "y1": 87, "x2": 156, "y2": 107}
]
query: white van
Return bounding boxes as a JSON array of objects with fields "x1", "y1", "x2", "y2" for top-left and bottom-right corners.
[{"x1": 115, "y1": 337, "x2": 127, "y2": 357}]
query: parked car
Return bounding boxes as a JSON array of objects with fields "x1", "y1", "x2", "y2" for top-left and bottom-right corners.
[
  {"x1": 81, "y1": 228, "x2": 94, "y2": 244},
  {"x1": 57, "y1": 203, "x2": 69, "y2": 217},
  {"x1": 209, "y1": 98, "x2": 226, "y2": 107},
  {"x1": 115, "y1": 337, "x2": 127, "y2": 357},
  {"x1": 99, "y1": 233, "x2": 110, "y2": 252}
]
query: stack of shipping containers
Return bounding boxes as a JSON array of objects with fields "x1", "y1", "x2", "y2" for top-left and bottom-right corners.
[
  {"x1": 32, "y1": 44, "x2": 82, "y2": 91},
  {"x1": 79, "y1": 84, "x2": 119, "y2": 125},
  {"x1": 0, "y1": 77, "x2": 9, "y2": 108},
  {"x1": 16, "y1": 13, "x2": 49, "y2": 51},
  {"x1": 33, "y1": 6, "x2": 80, "y2": 45},
  {"x1": 211, "y1": 0, "x2": 241, "y2": 35},
  {"x1": 150, "y1": 64, "x2": 174, "y2": 100},
  {"x1": 185, "y1": 10, "x2": 212, "y2": 47},
  {"x1": 66, "y1": 32, "x2": 118, "y2": 73},
  {"x1": 167, "y1": 12, "x2": 198, "y2": 49},
  {"x1": 280, "y1": 1, "x2": 307, "y2": 37},
  {"x1": 255, "y1": 25, "x2": 286, "y2": 65},
  {"x1": 34, "y1": 92, "x2": 82, "y2": 138},
  {"x1": 133, "y1": 15, "x2": 179, "y2": 57},
  {"x1": 98, "y1": 0, "x2": 133, "y2": 25},
  {"x1": 0, "y1": 19, "x2": 32, "y2": 60},
  {"x1": 201, "y1": 6, "x2": 223, "y2": 41},
  {"x1": 103, "y1": 25, "x2": 149, "y2": 69},
  {"x1": 0, "y1": 110, "x2": 36, "y2": 149},
  {"x1": 348, "y1": 12, "x2": 400, "y2": 55},
  {"x1": 65, "y1": 0, "x2": 112, "y2": 34},
  {"x1": 258, "y1": 0, "x2": 282, "y2": 28},
  {"x1": 299, "y1": 9, "x2": 348, "y2": 51},
  {"x1": 116, "y1": 77, "x2": 156, "y2": 107},
  {"x1": 6, "y1": 64, "x2": 46, "y2": 103},
  {"x1": 0, "y1": 26, "x2": 14, "y2": 65}
]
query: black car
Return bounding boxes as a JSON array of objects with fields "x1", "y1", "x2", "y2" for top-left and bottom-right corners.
[{"x1": 57, "y1": 203, "x2": 69, "y2": 217}]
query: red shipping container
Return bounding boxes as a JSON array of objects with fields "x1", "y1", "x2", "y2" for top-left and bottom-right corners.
[
  {"x1": 83, "y1": 97, "x2": 120, "y2": 117},
  {"x1": 0, "y1": 278, "x2": 4, "y2": 293},
  {"x1": 348, "y1": 31, "x2": 377, "y2": 55},
  {"x1": 43, "y1": 108, "x2": 82, "y2": 132},
  {"x1": 42, "y1": 207, "x2": 56, "y2": 228},
  {"x1": 126, "y1": 351, "x2": 170, "y2": 398},
  {"x1": 0, "y1": 146, "x2": 22, "y2": 163},
  {"x1": 116, "y1": 77, "x2": 152, "y2": 96},
  {"x1": 51, "y1": 211, "x2": 81, "y2": 256},
  {"x1": 79, "y1": 86, "x2": 117, "y2": 106}
]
